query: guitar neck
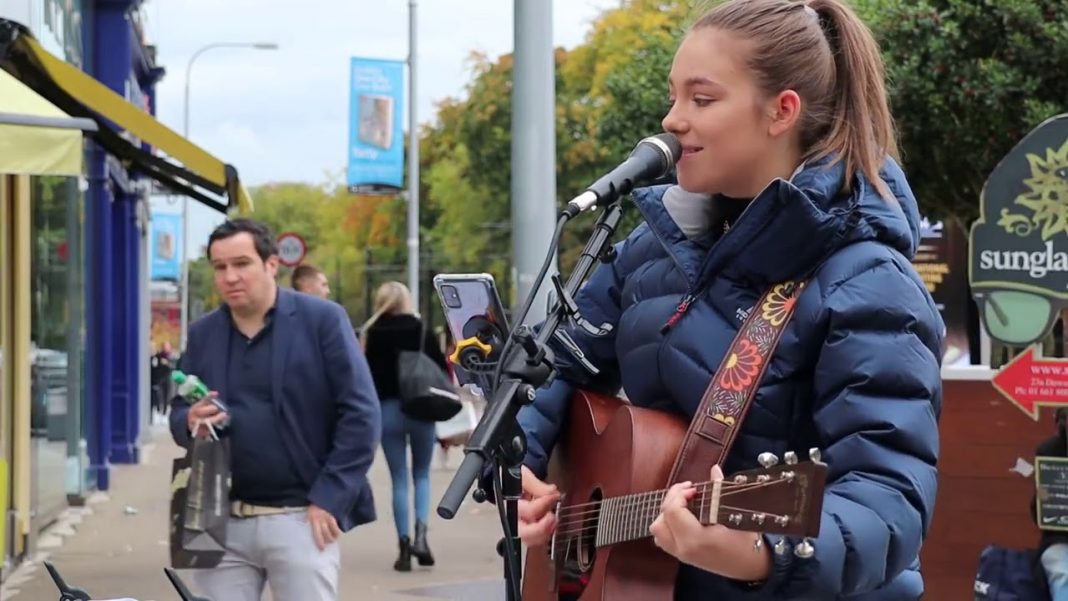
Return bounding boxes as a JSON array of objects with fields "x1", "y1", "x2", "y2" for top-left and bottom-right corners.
[{"x1": 592, "y1": 480, "x2": 723, "y2": 548}]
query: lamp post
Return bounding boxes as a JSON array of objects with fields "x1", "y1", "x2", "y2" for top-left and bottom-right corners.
[
  {"x1": 407, "y1": 0, "x2": 420, "y2": 309},
  {"x1": 178, "y1": 41, "x2": 278, "y2": 350}
]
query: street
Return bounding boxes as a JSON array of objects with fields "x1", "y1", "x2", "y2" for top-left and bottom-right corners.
[{"x1": 1, "y1": 425, "x2": 509, "y2": 601}]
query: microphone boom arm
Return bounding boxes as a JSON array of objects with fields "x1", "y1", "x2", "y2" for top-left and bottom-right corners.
[{"x1": 437, "y1": 201, "x2": 626, "y2": 601}]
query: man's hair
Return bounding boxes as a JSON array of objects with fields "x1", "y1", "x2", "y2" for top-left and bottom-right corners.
[
  {"x1": 291, "y1": 264, "x2": 323, "y2": 290},
  {"x1": 207, "y1": 218, "x2": 278, "y2": 261}
]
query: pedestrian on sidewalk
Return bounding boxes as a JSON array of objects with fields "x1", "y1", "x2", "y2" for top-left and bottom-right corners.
[
  {"x1": 150, "y1": 341, "x2": 175, "y2": 416},
  {"x1": 361, "y1": 281, "x2": 447, "y2": 572},
  {"x1": 169, "y1": 218, "x2": 382, "y2": 601},
  {"x1": 292, "y1": 263, "x2": 331, "y2": 299}
]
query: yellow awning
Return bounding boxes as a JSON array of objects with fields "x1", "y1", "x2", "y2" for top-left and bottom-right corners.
[
  {"x1": 0, "y1": 21, "x2": 253, "y2": 214},
  {"x1": 0, "y1": 68, "x2": 88, "y2": 176}
]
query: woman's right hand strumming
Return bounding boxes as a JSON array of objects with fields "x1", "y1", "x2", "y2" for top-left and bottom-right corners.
[{"x1": 518, "y1": 465, "x2": 561, "y2": 548}]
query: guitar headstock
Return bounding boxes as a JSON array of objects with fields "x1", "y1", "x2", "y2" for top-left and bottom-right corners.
[{"x1": 694, "y1": 449, "x2": 826, "y2": 538}]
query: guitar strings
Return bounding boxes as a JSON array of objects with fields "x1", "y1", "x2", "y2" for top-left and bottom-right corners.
[
  {"x1": 549, "y1": 502, "x2": 789, "y2": 546},
  {"x1": 548, "y1": 479, "x2": 790, "y2": 540},
  {"x1": 552, "y1": 477, "x2": 786, "y2": 522},
  {"x1": 552, "y1": 479, "x2": 782, "y2": 527}
]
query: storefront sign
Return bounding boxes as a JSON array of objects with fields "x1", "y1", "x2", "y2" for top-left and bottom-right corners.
[
  {"x1": 1036, "y1": 456, "x2": 1068, "y2": 530},
  {"x1": 913, "y1": 217, "x2": 970, "y2": 366},
  {"x1": 970, "y1": 114, "x2": 1068, "y2": 347},
  {"x1": 992, "y1": 348, "x2": 1068, "y2": 419}
]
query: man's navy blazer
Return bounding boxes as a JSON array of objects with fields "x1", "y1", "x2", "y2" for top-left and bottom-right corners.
[{"x1": 169, "y1": 287, "x2": 382, "y2": 531}]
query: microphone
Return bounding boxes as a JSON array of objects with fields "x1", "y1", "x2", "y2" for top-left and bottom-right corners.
[{"x1": 566, "y1": 133, "x2": 682, "y2": 216}]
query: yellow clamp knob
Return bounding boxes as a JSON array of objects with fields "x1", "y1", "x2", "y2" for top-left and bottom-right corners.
[{"x1": 450, "y1": 335, "x2": 493, "y2": 365}]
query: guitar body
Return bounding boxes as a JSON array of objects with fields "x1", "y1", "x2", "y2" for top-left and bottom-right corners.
[{"x1": 522, "y1": 390, "x2": 689, "y2": 600}]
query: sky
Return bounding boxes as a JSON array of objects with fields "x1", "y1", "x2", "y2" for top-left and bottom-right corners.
[{"x1": 142, "y1": 0, "x2": 621, "y2": 258}]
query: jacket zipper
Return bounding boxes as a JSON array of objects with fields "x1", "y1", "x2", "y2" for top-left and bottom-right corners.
[{"x1": 661, "y1": 289, "x2": 699, "y2": 334}]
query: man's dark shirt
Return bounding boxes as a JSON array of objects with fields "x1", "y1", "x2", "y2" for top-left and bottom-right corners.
[{"x1": 225, "y1": 308, "x2": 307, "y2": 506}]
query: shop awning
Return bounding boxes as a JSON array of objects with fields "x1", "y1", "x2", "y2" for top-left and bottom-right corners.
[
  {"x1": 0, "y1": 68, "x2": 95, "y2": 176},
  {"x1": 0, "y1": 19, "x2": 253, "y2": 214}
]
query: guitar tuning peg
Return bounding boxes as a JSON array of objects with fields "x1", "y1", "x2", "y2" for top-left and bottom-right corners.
[
  {"x1": 774, "y1": 538, "x2": 788, "y2": 556},
  {"x1": 757, "y1": 452, "x2": 779, "y2": 468},
  {"x1": 808, "y1": 447, "x2": 822, "y2": 463},
  {"x1": 784, "y1": 451, "x2": 798, "y2": 465},
  {"x1": 794, "y1": 538, "x2": 816, "y2": 559}
]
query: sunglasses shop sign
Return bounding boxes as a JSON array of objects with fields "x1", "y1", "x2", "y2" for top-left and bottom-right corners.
[{"x1": 970, "y1": 114, "x2": 1068, "y2": 349}]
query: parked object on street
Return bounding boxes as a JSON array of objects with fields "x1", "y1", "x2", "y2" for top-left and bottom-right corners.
[
  {"x1": 164, "y1": 567, "x2": 213, "y2": 601},
  {"x1": 45, "y1": 559, "x2": 215, "y2": 601},
  {"x1": 45, "y1": 561, "x2": 90, "y2": 601}
]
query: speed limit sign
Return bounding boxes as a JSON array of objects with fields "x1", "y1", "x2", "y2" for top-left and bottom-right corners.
[{"x1": 276, "y1": 232, "x2": 307, "y2": 267}]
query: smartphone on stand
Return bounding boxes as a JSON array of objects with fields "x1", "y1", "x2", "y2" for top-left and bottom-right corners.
[{"x1": 432, "y1": 273, "x2": 511, "y2": 394}]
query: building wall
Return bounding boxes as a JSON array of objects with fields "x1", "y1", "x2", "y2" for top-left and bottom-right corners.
[{"x1": 0, "y1": 0, "x2": 158, "y2": 577}]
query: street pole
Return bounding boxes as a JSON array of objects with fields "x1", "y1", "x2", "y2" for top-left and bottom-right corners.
[
  {"x1": 511, "y1": 0, "x2": 557, "y2": 322},
  {"x1": 407, "y1": 0, "x2": 421, "y2": 309},
  {"x1": 179, "y1": 42, "x2": 277, "y2": 350}
]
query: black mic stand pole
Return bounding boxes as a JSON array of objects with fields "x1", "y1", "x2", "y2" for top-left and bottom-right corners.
[{"x1": 437, "y1": 201, "x2": 625, "y2": 601}]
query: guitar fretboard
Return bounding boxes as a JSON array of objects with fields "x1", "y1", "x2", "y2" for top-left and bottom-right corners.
[{"x1": 590, "y1": 480, "x2": 722, "y2": 547}]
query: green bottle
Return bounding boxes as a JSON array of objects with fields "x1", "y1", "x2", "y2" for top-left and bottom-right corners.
[{"x1": 172, "y1": 370, "x2": 210, "y2": 403}]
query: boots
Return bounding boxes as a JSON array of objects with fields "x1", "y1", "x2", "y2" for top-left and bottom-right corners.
[
  {"x1": 411, "y1": 521, "x2": 435, "y2": 566},
  {"x1": 393, "y1": 536, "x2": 412, "y2": 572}
]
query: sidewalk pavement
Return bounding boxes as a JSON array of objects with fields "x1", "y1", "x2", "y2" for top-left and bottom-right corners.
[{"x1": 0, "y1": 424, "x2": 513, "y2": 601}]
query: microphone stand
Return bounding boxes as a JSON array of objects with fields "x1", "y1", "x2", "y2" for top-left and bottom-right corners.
[{"x1": 437, "y1": 201, "x2": 625, "y2": 601}]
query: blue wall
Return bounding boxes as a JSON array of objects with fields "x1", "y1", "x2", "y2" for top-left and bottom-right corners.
[{"x1": 85, "y1": 0, "x2": 160, "y2": 488}]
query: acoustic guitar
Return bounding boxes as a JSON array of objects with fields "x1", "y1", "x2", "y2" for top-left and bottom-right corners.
[{"x1": 521, "y1": 389, "x2": 827, "y2": 600}]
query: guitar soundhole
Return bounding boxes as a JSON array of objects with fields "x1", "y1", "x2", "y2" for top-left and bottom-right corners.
[{"x1": 554, "y1": 489, "x2": 601, "y2": 600}]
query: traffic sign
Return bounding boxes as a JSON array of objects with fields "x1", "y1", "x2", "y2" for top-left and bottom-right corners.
[
  {"x1": 991, "y1": 346, "x2": 1068, "y2": 420},
  {"x1": 276, "y1": 232, "x2": 307, "y2": 267}
]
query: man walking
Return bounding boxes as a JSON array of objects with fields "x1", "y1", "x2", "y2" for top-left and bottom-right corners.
[
  {"x1": 291, "y1": 263, "x2": 331, "y2": 299},
  {"x1": 169, "y1": 218, "x2": 381, "y2": 600}
]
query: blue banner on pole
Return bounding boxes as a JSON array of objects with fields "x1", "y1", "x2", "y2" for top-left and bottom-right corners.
[
  {"x1": 347, "y1": 57, "x2": 405, "y2": 192},
  {"x1": 150, "y1": 212, "x2": 182, "y2": 281}
]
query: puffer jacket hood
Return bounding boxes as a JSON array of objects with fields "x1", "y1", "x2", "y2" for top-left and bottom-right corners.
[{"x1": 628, "y1": 154, "x2": 922, "y2": 292}]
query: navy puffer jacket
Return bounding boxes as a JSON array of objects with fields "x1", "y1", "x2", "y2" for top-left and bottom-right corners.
[{"x1": 518, "y1": 156, "x2": 944, "y2": 599}]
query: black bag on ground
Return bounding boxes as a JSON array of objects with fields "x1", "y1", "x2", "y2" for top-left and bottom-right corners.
[{"x1": 169, "y1": 435, "x2": 230, "y2": 569}]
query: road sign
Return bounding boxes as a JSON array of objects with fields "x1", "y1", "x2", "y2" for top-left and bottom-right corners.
[
  {"x1": 276, "y1": 232, "x2": 307, "y2": 267},
  {"x1": 991, "y1": 346, "x2": 1068, "y2": 420}
]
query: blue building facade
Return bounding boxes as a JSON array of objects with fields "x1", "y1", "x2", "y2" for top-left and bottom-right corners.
[
  {"x1": 1, "y1": 0, "x2": 244, "y2": 570},
  {"x1": 83, "y1": 0, "x2": 162, "y2": 490}
]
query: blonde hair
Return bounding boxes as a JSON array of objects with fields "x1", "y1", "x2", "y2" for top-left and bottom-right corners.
[
  {"x1": 360, "y1": 281, "x2": 415, "y2": 349},
  {"x1": 693, "y1": 0, "x2": 897, "y2": 199}
]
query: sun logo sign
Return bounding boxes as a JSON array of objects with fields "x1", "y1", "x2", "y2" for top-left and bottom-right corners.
[{"x1": 970, "y1": 114, "x2": 1068, "y2": 346}]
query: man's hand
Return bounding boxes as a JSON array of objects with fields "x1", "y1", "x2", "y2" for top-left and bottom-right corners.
[
  {"x1": 186, "y1": 394, "x2": 228, "y2": 439},
  {"x1": 309, "y1": 504, "x2": 341, "y2": 551}
]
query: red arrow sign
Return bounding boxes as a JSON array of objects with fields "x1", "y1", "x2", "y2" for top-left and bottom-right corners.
[{"x1": 992, "y1": 347, "x2": 1068, "y2": 420}]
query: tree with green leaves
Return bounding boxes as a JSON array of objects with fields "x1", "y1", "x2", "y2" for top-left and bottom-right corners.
[{"x1": 855, "y1": 0, "x2": 1068, "y2": 227}]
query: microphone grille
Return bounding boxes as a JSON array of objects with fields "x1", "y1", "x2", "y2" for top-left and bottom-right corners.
[{"x1": 650, "y1": 133, "x2": 683, "y2": 163}]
